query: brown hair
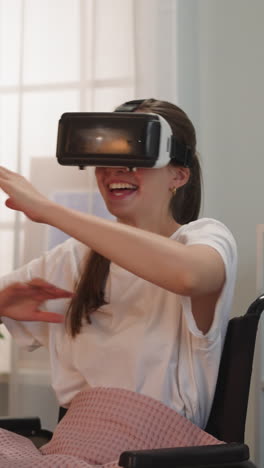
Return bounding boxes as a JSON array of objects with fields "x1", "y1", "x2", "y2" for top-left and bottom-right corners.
[{"x1": 66, "y1": 99, "x2": 202, "y2": 336}]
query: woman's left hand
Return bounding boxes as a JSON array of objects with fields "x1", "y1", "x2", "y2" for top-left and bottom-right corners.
[{"x1": 0, "y1": 278, "x2": 73, "y2": 323}]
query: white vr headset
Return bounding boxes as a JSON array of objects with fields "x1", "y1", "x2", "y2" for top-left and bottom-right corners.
[{"x1": 56, "y1": 100, "x2": 192, "y2": 170}]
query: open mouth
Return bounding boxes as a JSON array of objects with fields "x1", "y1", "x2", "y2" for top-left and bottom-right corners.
[{"x1": 108, "y1": 182, "x2": 138, "y2": 196}]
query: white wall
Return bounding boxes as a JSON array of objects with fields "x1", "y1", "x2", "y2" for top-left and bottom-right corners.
[{"x1": 177, "y1": 0, "x2": 264, "y2": 464}]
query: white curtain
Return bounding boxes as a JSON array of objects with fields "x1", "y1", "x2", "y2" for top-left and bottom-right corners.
[
  {"x1": 0, "y1": 0, "x2": 178, "y2": 425},
  {"x1": 133, "y1": 0, "x2": 178, "y2": 102}
]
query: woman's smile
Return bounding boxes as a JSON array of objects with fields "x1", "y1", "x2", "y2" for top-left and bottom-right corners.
[{"x1": 107, "y1": 180, "x2": 139, "y2": 199}]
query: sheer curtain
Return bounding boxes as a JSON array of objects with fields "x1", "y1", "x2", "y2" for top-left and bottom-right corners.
[
  {"x1": 133, "y1": 0, "x2": 178, "y2": 102},
  {"x1": 0, "y1": 0, "x2": 178, "y2": 426}
]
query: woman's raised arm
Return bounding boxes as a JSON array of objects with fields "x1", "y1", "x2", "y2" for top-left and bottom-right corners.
[{"x1": 0, "y1": 166, "x2": 225, "y2": 298}]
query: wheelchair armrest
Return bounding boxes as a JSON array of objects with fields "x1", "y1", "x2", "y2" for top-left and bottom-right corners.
[
  {"x1": 118, "y1": 442, "x2": 256, "y2": 468},
  {"x1": 0, "y1": 417, "x2": 53, "y2": 448},
  {"x1": 0, "y1": 417, "x2": 41, "y2": 435}
]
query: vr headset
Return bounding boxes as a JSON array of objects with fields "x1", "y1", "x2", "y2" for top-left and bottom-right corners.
[{"x1": 56, "y1": 99, "x2": 192, "y2": 169}]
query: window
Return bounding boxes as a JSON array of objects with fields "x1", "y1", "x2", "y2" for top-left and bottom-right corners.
[{"x1": 0, "y1": 0, "x2": 136, "y2": 423}]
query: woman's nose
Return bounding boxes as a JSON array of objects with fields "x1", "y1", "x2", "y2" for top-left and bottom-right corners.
[{"x1": 101, "y1": 166, "x2": 130, "y2": 175}]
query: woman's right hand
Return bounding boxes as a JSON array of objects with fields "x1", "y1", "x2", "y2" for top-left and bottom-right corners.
[
  {"x1": 0, "y1": 166, "x2": 52, "y2": 223},
  {"x1": 0, "y1": 279, "x2": 73, "y2": 323}
]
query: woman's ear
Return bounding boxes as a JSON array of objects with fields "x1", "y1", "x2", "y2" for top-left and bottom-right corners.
[{"x1": 169, "y1": 166, "x2": 190, "y2": 189}]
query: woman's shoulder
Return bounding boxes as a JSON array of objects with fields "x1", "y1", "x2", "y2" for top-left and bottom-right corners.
[
  {"x1": 172, "y1": 217, "x2": 237, "y2": 262},
  {"x1": 41, "y1": 237, "x2": 90, "y2": 273},
  {"x1": 173, "y1": 217, "x2": 235, "y2": 240},
  {"x1": 54, "y1": 237, "x2": 89, "y2": 257}
]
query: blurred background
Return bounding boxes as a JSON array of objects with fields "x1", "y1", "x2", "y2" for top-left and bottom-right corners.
[{"x1": 0, "y1": 0, "x2": 263, "y2": 465}]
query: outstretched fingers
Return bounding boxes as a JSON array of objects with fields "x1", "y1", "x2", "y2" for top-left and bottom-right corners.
[
  {"x1": 27, "y1": 278, "x2": 74, "y2": 300},
  {"x1": 0, "y1": 280, "x2": 74, "y2": 323},
  {"x1": 31, "y1": 310, "x2": 65, "y2": 323}
]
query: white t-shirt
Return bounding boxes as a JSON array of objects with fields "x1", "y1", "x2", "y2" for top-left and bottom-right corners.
[{"x1": 1, "y1": 218, "x2": 237, "y2": 429}]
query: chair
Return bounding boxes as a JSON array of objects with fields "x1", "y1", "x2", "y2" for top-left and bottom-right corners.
[
  {"x1": 0, "y1": 294, "x2": 264, "y2": 467},
  {"x1": 118, "y1": 294, "x2": 264, "y2": 468}
]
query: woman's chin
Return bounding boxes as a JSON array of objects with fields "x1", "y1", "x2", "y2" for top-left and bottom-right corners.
[{"x1": 105, "y1": 202, "x2": 138, "y2": 223}]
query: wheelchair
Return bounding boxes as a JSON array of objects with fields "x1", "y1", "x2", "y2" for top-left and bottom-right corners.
[{"x1": 0, "y1": 294, "x2": 263, "y2": 468}]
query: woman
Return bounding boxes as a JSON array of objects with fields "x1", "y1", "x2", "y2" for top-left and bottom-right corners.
[{"x1": 0, "y1": 99, "x2": 237, "y2": 467}]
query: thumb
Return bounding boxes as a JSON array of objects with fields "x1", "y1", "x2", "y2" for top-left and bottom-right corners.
[{"x1": 5, "y1": 198, "x2": 19, "y2": 210}]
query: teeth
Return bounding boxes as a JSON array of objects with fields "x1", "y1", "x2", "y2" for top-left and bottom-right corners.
[{"x1": 109, "y1": 183, "x2": 137, "y2": 190}]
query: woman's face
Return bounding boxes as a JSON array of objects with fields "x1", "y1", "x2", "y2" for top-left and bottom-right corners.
[{"x1": 95, "y1": 165, "x2": 189, "y2": 228}]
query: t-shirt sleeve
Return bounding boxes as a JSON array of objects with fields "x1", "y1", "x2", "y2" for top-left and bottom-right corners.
[
  {"x1": 0, "y1": 238, "x2": 89, "y2": 350},
  {"x1": 176, "y1": 218, "x2": 238, "y2": 342}
]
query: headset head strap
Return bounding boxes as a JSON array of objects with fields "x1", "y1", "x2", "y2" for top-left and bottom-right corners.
[{"x1": 114, "y1": 99, "x2": 145, "y2": 112}]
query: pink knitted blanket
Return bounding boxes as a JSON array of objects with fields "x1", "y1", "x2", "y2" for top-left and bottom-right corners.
[{"x1": 0, "y1": 387, "x2": 222, "y2": 467}]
